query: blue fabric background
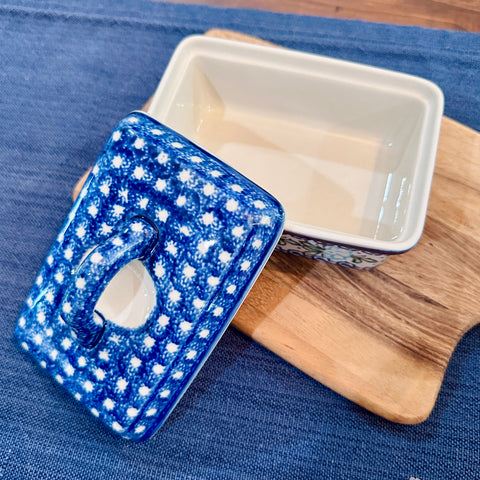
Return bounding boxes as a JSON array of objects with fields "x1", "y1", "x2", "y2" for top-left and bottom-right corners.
[{"x1": 1, "y1": 0, "x2": 479, "y2": 478}]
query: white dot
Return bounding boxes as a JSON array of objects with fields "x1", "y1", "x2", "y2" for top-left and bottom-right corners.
[
  {"x1": 78, "y1": 356, "x2": 87, "y2": 367},
  {"x1": 207, "y1": 276, "x2": 220, "y2": 287},
  {"x1": 127, "y1": 407, "x2": 139, "y2": 418},
  {"x1": 94, "y1": 368, "x2": 105, "y2": 381},
  {"x1": 179, "y1": 226, "x2": 191, "y2": 236},
  {"x1": 179, "y1": 169, "x2": 191, "y2": 182},
  {"x1": 199, "y1": 329, "x2": 209, "y2": 338},
  {"x1": 40, "y1": 361, "x2": 47, "y2": 369},
  {"x1": 112, "y1": 422, "x2": 123, "y2": 432},
  {"x1": 76, "y1": 277, "x2": 86, "y2": 289},
  {"x1": 183, "y1": 265, "x2": 196, "y2": 278},
  {"x1": 119, "y1": 188, "x2": 129, "y2": 201},
  {"x1": 198, "y1": 239, "x2": 215, "y2": 254},
  {"x1": 33, "y1": 334, "x2": 43, "y2": 345},
  {"x1": 160, "y1": 389, "x2": 170, "y2": 398},
  {"x1": 37, "y1": 311, "x2": 46, "y2": 324},
  {"x1": 155, "y1": 179, "x2": 166, "y2": 191},
  {"x1": 99, "y1": 183, "x2": 110, "y2": 196},
  {"x1": 130, "y1": 357, "x2": 142, "y2": 369},
  {"x1": 210, "y1": 170, "x2": 222, "y2": 178},
  {"x1": 74, "y1": 393, "x2": 82, "y2": 401},
  {"x1": 87, "y1": 204, "x2": 98, "y2": 217},
  {"x1": 45, "y1": 328, "x2": 53, "y2": 337},
  {"x1": 91, "y1": 408, "x2": 99, "y2": 417},
  {"x1": 109, "y1": 335, "x2": 121, "y2": 345},
  {"x1": 219, "y1": 251, "x2": 232, "y2": 263},
  {"x1": 254, "y1": 200, "x2": 266, "y2": 209},
  {"x1": 101, "y1": 223, "x2": 112, "y2": 236},
  {"x1": 76, "y1": 225, "x2": 86, "y2": 238},
  {"x1": 189, "y1": 155, "x2": 202, "y2": 163},
  {"x1": 112, "y1": 237, "x2": 123, "y2": 247},
  {"x1": 139, "y1": 386, "x2": 150, "y2": 396},
  {"x1": 112, "y1": 155, "x2": 123, "y2": 168},
  {"x1": 176, "y1": 195, "x2": 186, "y2": 207},
  {"x1": 146, "y1": 408, "x2": 157, "y2": 417},
  {"x1": 166, "y1": 242, "x2": 178, "y2": 256},
  {"x1": 186, "y1": 350, "x2": 197, "y2": 360},
  {"x1": 134, "y1": 138, "x2": 145, "y2": 149},
  {"x1": 201, "y1": 212, "x2": 215, "y2": 225},
  {"x1": 260, "y1": 216, "x2": 271, "y2": 225},
  {"x1": 213, "y1": 307, "x2": 224, "y2": 317},
  {"x1": 156, "y1": 208, "x2": 169, "y2": 223},
  {"x1": 138, "y1": 198, "x2": 149, "y2": 209},
  {"x1": 103, "y1": 398, "x2": 115, "y2": 411},
  {"x1": 112, "y1": 131, "x2": 121, "y2": 141},
  {"x1": 117, "y1": 378, "x2": 128, "y2": 392},
  {"x1": 151, "y1": 128, "x2": 163, "y2": 135},
  {"x1": 193, "y1": 298, "x2": 205, "y2": 310},
  {"x1": 158, "y1": 315, "x2": 169, "y2": 327},
  {"x1": 144, "y1": 336, "x2": 155, "y2": 349},
  {"x1": 64, "y1": 363, "x2": 75, "y2": 376},
  {"x1": 179, "y1": 321, "x2": 192, "y2": 332},
  {"x1": 54, "y1": 271, "x2": 64, "y2": 284},
  {"x1": 154, "y1": 262, "x2": 165, "y2": 278},
  {"x1": 226, "y1": 285, "x2": 236, "y2": 294},
  {"x1": 169, "y1": 290, "x2": 181, "y2": 302},
  {"x1": 61, "y1": 338, "x2": 72, "y2": 350},
  {"x1": 18, "y1": 317, "x2": 26, "y2": 327},
  {"x1": 131, "y1": 221, "x2": 144, "y2": 233},
  {"x1": 166, "y1": 343, "x2": 179, "y2": 354},
  {"x1": 231, "y1": 184, "x2": 243, "y2": 192},
  {"x1": 64, "y1": 248, "x2": 73, "y2": 260},
  {"x1": 172, "y1": 371, "x2": 184, "y2": 379},
  {"x1": 135, "y1": 425, "x2": 146, "y2": 434},
  {"x1": 55, "y1": 375, "x2": 64, "y2": 384},
  {"x1": 99, "y1": 350, "x2": 109, "y2": 361},
  {"x1": 134, "y1": 166, "x2": 145, "y2": 179},
  {"x1": 252, "y1": 239, "x2": 262, "y2": 249},
  {"x1": 62, "y1": 302, "x2": 72, "y2": 314},
  {"x1": 21, "y1": 342, "x2": 29, "y2": 351},
  {"x1": 241, "y1": 260, "x2": 251, "y2": 271},
  {"x1": 47, "y1": 255, "x2": 54, "y2": 266},
  {"x1": 90, "y1": 252, "x2": 103, "y2": 264},
  {"x1": 203, "y1": 183, "x2": 215, "y2": 196},
  {"x1": 157, "y1": 152, "x2": 169, "y2": 164},
  {"x1": 232, "y1": 226, "x2": 245, "y2": 237},
  {"x1": 45, "y1": 291, "x2": 54, "y2": 303},
  {"x1": 36, "y1": 275, "x2": 43, "y2": 286},
  {"x1": 83, "y1": 380, "x2": 94, "y2": 392},
  {"x1": 171, "y1": 141, "x2": 183, "y2": 148},
  {"x1": 226, "y1": 199, "x2": 238, "y2": 211},
  {"x1": 153, "y1": 364, "x2": 165, "y2": 375},
  {"x1": 49, "y1": 349, "x2": 58, "y2": 360},
  {"x1": 113, "y1": 204, "x2": 125, "y2": 217}
]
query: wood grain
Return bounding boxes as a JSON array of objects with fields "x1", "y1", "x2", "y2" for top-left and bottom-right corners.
[
  {"x1": 72, "y1": 30, "x2": 480, "y2": 424},
  {"x1": 154, "y1": 0, "x2": 480, "y2": 32},
  {"x1": 230, "y1": 116, "x2": 480, "y2": 424}
]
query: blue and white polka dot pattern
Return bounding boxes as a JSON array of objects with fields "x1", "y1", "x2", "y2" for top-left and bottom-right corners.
[{"x1": 15, "y1": 112, "x2": 284, "y2": 441}]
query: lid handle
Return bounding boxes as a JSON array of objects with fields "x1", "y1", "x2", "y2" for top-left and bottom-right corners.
[{"x1": 60, "y1": 216, "x2": 158, "y2": 349}]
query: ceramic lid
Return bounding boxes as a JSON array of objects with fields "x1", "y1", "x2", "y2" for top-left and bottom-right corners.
[{"x1": 15, "y1": 112, "x2": 285, "y2": 440}]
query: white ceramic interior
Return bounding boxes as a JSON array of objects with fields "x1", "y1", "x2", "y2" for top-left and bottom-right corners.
[
  {"x1": 147, "y1": 35, "x2": 443, "y2": 253},
  {"x1": 96, "y1": 260, "x2": 156, "y2": 329}
]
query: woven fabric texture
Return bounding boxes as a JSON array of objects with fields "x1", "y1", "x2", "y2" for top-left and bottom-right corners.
[{"x1": 0, "y1": 0, "x2": 479, "y2": 478}]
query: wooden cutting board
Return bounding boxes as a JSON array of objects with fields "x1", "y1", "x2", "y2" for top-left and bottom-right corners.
[{"x1": 73, "y1": 30, "x2": 480, "y2": 424}]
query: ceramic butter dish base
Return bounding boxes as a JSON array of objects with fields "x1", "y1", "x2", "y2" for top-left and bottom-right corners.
[{"x1": 15, "y1": 112, "x2": 284, "y2": 440}]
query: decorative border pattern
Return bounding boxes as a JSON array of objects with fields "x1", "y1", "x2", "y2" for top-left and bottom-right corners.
[{"x1": 276, "y1": 232, "x2": 388, "y2": 269}]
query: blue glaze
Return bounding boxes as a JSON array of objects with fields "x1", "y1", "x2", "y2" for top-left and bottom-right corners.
[{"x1": 15, "y1": 112, "x2": 285, "y2": 440}]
